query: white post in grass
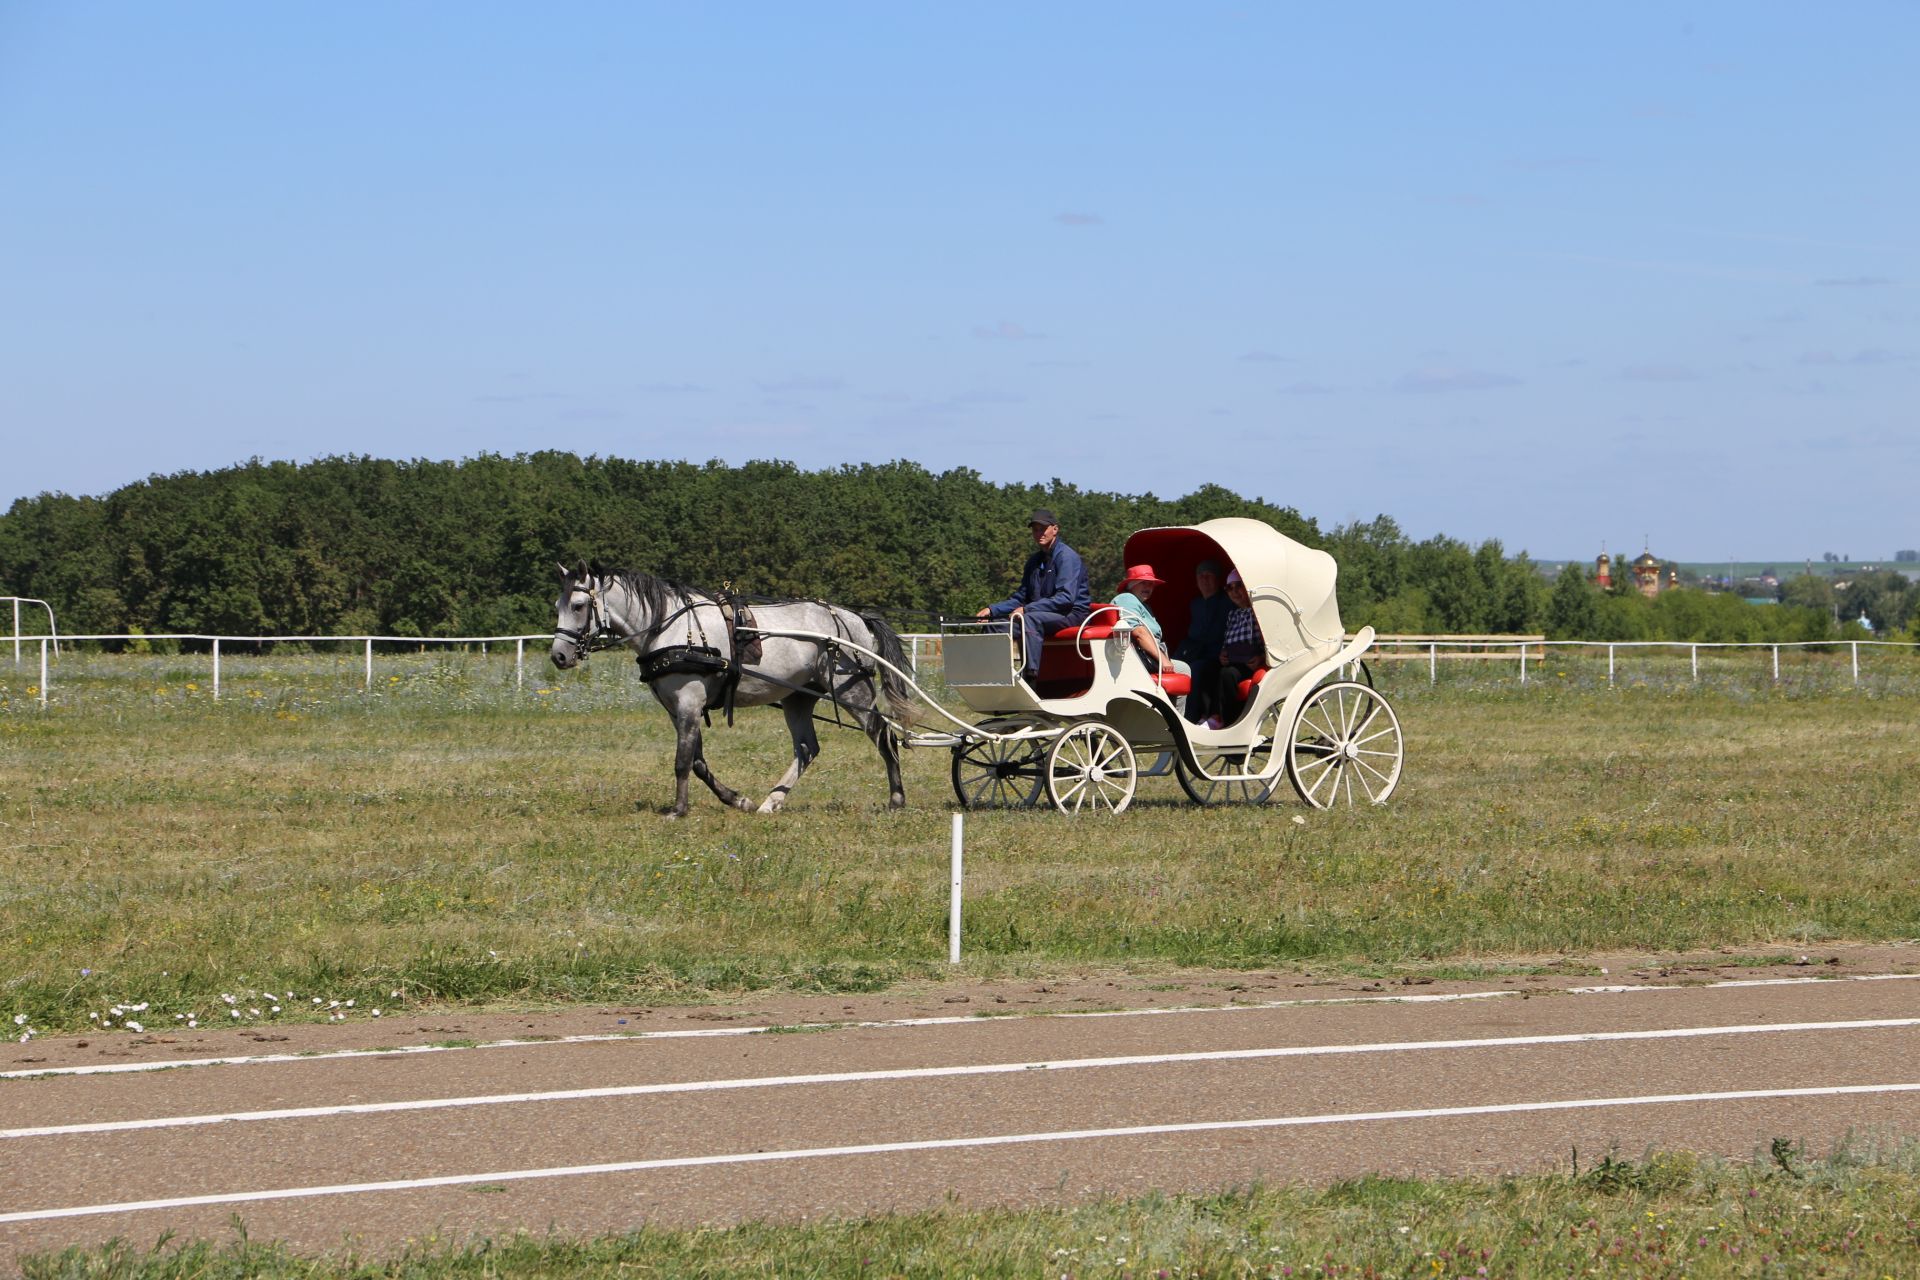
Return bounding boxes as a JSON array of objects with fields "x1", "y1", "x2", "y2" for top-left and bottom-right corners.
[
  {"x1": 39, "y1": 636, "x2": 48, "y2": 706},
  {"x1": 1519, "y1": 644, "x2": 1526, "y2": 687},
  {"x1": 1607, "y1": 644, "x2": 1615, "y2": 687},
  {"x1": 516, "y1": 637, "x2": 525, "y2": 691},
  {"x1": 1691, "y1": 645, "x2": 1698, "y2": 682},
  {"x1": 365, "y1": 638, "x2": 373, "y2": 691},
  {"x1": 1428, "y1": 642, "x2": 1437, "y2": 685},
  {"x1": 212, "y1": 638, "x2": 221, "y2": 700},
  {"x1": 1851, "y1": 641, "x2": 1859, "y2": 687},
  {"x1": 11, "y1": 598, "x2": 17, "y2": 665},
  {"x1": 1772, "y1": 645, "x2": 1780, "y2": 682},
  {"x1": 948, "y1": 813, "x2": 964, "y2": 964}
]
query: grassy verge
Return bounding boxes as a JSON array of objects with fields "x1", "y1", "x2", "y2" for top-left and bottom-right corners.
[
  {"x1": 21, "y1": 1141, "x2": 1920, "y2": 1278},
  {"x1": 3, "y1": 654, "x2": 1918, "y2": 1035}
]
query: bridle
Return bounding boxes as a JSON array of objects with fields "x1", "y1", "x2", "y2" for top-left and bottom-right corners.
[{"x1": 554, "y1": 576, "x2": 629, "y2": 658}]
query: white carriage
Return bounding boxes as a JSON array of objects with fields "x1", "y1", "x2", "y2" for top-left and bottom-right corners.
[{"x1": 936, "y1": 517, "x2": 1404, "y2": 813}]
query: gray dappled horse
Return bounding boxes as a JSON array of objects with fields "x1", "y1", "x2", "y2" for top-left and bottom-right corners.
[{"x1": 549, "y1": 563, "x2": 913, "y2": 817}]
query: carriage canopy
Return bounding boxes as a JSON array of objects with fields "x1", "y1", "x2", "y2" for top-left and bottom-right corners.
[{"x1": 1120, "y1": 517, "x2": 1343, "y2": 668}]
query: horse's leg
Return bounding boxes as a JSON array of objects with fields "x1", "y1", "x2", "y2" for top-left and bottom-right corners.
[
  {"x1": 658, "y1": 678, "x2": 750, "y2": 815},
  {"x1": 758, "y1": 695, "x2": 820, "y2": 814},
  {"x1": 843, "y1": 680, "x2": 906, "y2": 810}
]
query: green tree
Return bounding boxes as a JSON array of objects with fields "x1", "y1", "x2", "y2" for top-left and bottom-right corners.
[{"x1": 1545, "y1": 563, "x2": 1598, "y2": 639}]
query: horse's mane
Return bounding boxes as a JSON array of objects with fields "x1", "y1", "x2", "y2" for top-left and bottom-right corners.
[{"x1": 604, "y1": 569, "x2": 700, "y2": 622}]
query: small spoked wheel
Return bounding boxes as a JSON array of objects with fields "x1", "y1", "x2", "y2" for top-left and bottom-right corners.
[
  {"x1": 1045, "y1": 722, "x2": 1138, "y2": 814},
  {"x1": 1286, "y1": 681, "x2": 1404, "y2": 808},
  {"x1": 1174, "y1": 703, "x2": 1283, "y2": 805},
  {"x1": 951, "y1": 724, "x2": 1048, "y2": 809}
]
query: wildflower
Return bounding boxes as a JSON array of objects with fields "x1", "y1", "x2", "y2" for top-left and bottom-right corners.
[
  {"x1": 126, "y1": 1021, "x2": 143, "y2": 1033},
  {"x1": 372, "y1": 1009, "x2": 382, "y2": 1017},
  {"x1": 10, "y1": 1014, "x2": 23, "y2": 1026}
]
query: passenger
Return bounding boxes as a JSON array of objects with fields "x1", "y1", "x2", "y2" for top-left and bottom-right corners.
[
  {"x1": 1110, "y1": 565, "x2": 1188, "y2": 679},
  {"x1": 974, "y1": 507, "x2": 1091, "y2": 683},
  {"x1": 1211, "y1": 569, "x2": 1266, "y2": 728},
  {"x1": 1174, "y1": 558, "x2": 1229, "y2": 723}
]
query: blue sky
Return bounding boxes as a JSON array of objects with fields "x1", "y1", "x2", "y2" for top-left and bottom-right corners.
[{"x1": 3, "y1": 3, "x2": 1913, "y2": 559}]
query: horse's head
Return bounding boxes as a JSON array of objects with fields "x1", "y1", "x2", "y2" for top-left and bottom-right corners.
[{"x1": 551, "y1": 561, "x2": 607, "y2": 670}]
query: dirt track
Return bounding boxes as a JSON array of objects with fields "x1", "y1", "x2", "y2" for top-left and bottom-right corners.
[{"x1": 6, "y1": 948, "x2": 1920, "y2": 1266}]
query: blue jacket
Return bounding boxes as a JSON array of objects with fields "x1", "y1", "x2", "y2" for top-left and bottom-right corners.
[{"x1": 989, "y1": 539, "x2": 1091, "y2": 622}]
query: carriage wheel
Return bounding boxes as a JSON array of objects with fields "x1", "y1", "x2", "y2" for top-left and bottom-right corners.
[
  {"x1": 1285, "y1": 681, "x2": 1404, "y2": 809},
  {"x1": 950, "y1": 727, "x2": 1047, "y2": 809},
  {"x1": 1174, "y1": 704, "x2": 1283, "y2": 805},
  {"x1": 1045, "y1": 723, "x2": 1137, "y2": 815}
]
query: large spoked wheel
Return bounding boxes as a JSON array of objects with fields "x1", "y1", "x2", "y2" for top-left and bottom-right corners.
[
  {"x1": 1174, "y1": 703, "x2": 1284, "y2": 805},
  {"x1": 1045, "y1": 722, "x2": 1138, "y2": 814},
  {"x1": 951, "y1": 725, "x2": 1048, "y2": 809},
  {"x1": 1286, "y1": 681, "x2": 1404, "y2": 809}
]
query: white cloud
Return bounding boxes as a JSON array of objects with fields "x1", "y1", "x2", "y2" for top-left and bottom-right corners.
[
  {"x1": 972, "y1": 321, "x2": 1044, "y2": 341},
  {"x1": 753, "y1": 375, "x2": 846, "y2": 393},
  {"x1": 1393, "y1": 367, "x2": 1522, "y2": 393},
  {"x1": 1619, "y1": 364, "x2": 1703, "y2": 382}
]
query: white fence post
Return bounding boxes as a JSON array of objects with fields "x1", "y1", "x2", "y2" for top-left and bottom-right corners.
[
  {"x1": 1607, "y1": 644, "x2": 1615, "y2": 687},
  {"x1": 948, "y1": 813, "x2": 964, "y2": 965},
  {"x1": 39, "y1": 637, "x2": 48, "y2": 706},
  {"x1": 516, "y1": 638, "x2": 525, "y2": 691},
  {"x1": 1691, "y1": 645, "x2": 1698, "y2": 682},
  {"x1": 212, "y1": 639, "x2": 221, "y2": 700},
  {"x1": 11, "y1": 598, "x2": 16, "y2": 665},
  {"x1": 1852, "y1": 641, "x2": 1859, "y2": 687},
  {"x1": 1519, "y1": 644, "x2": 1527, "y2": 687},
  {"x1": 365, "y1": 638, "x2": 373, "y2": 691},
  {"x1": 1772, "y1": 645, "x2": 1780, "y2": 682},
  {"x1": 1428, "y1": 642, "x2": 1437, "y2": 685}
]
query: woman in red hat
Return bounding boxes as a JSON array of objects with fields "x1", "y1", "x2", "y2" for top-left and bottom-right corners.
[{"x1": 1112, "y1": 564, "x2": 1187, "y2": 678}]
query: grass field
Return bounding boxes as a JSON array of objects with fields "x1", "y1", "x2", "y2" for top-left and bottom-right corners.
[
  {"x1": 21, "y1": 1142, "x2": 1920, "y2": 1277},
  {"x1": 3, "y1": 650, "x2": 1917, "y2": 1038}
]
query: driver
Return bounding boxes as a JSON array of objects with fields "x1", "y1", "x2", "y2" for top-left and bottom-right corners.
[{"x1": 975, "y1": 508, "x2": 1091, "y2": 683}]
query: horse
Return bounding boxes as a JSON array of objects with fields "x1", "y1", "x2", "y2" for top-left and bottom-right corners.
[{"x1": 549, "y1": 562, "x2": 914, "y2": 817}]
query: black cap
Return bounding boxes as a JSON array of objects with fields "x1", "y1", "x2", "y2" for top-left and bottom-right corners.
[{"x1": 1028, "y1": 508, "x2": 1058, "y2": 527}]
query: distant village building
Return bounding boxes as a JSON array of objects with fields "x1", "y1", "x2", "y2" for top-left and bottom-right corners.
[{"x1": 1592, "y1": 544, "x2": 1679, "y2": 598}]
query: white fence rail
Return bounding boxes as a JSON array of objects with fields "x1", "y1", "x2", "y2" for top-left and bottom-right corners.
[
  {"x1": 4, "y1": 596, "x2": 59, "y2": 665},
  {"x1": 1366, "y1": 635, "x2": 1917, "y2": 687},
  {"x1": 5, "y1": 631, "x2": 1916, "y2": 709}
]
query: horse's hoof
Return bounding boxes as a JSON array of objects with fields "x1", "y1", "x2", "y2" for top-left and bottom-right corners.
[
  {"x1": 888, "y1": 794, "x2": 907, "y2": 810},
  {"x1": 756, "y1": 798, "x2": 784, "y2": 815},
  {"x1": 658, "y1": 806, "x2": 686, "y2": 819}
]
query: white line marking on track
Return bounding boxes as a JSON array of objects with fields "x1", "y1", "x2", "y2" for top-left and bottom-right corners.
[
  {"x1": 8, "y1": 972, "x2": 1916, "y2": 1082},
  {"x1": 8, "y1": 1017, "x2": 1918, "y2": 1141},
  {"x1": 8, "y1": 1079, "x2": 1920, "y2": 1226}
]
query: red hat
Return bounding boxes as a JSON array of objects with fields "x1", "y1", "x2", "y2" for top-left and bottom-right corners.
[{"x1": 1121, "y1": 564, "x2": 1165, "y2": 588}]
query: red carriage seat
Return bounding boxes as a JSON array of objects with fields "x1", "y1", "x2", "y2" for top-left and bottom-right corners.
[{"x1": 1234, "y1": 666, "x2": 1269, "y2": 701}]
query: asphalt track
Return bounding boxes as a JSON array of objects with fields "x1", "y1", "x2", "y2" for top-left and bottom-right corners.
[{"x1": 5, "y1": 968, "x2": 1920, "y2": 1266}]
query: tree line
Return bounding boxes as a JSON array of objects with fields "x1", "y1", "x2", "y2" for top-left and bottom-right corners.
[{"x1": 0, "y1": 453, "x2": 1892, "y2": 645}]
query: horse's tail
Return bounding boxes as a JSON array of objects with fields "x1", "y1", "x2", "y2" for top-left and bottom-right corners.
[{"x1": 859, "y1": 612, "x2": 918, "y2": 729}]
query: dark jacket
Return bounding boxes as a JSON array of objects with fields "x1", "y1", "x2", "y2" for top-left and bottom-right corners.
[
  {"x1": 988, "y1": 540, "x2": 1092, "y2": 621},
  {"x1": 1175, "y1": 592, "x2": 1230, "y2": 664}
]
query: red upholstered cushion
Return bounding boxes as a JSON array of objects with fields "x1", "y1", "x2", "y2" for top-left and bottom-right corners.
[
  {"x1": 1234, "y1": 667, "x2": 1270, "y2": 701},
  {"x1": 1048, "y1": 605, "x2": 1117, "y2": 642},
  {"x1": 1154, "y1": 670, "x2": 1192, "y2": 697}
]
